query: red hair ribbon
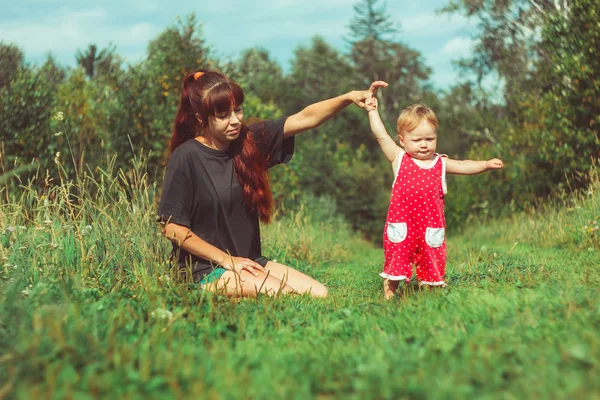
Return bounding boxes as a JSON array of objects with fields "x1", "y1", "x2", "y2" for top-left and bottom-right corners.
[{"x1": 194, "y1": 71, "x2": 205, "y2": 80}]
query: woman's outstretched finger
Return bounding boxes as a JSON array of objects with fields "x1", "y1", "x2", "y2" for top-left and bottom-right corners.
[{"x1": 369, "y1": 80, "x2": 388, "y2": 96}]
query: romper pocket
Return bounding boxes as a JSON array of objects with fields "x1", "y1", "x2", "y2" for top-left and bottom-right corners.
[
  {"x1": 387, "y1": 222, "x2": 407, "y2": 243},
  {"x1": 425, "y1": 227, "x2": 445, "y2": 248}
]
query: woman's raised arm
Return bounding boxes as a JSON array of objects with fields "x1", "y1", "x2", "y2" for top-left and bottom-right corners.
[{"x1": 283, "y1": 81, "x2": 388, "y2": 138}]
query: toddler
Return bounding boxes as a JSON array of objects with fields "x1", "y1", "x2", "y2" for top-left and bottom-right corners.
[{"x1": 365, "y1": 98, "x2": 503, "y2": 298}]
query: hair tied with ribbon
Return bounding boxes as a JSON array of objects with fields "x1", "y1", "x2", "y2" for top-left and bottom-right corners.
[{"x1": 194, "y1": 71, "x2": 205, "y2": 80}]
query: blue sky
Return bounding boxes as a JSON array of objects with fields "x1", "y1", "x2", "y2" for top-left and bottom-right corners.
[{"x1": 1, "y1": 0, "x2": 478, "y2": 91}]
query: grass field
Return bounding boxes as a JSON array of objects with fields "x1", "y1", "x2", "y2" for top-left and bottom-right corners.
[{"x1": 0, "y1": 163, "x2": 598, "y2": 399}]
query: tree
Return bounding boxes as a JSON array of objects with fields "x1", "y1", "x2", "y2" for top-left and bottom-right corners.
[
  {"x1": 440, "y1": 0, "x2": 600, "y2": 225},
  {"x1": 232, "y1": 47, "x2": 284, "y2": 105},
  {"x1": 39, "y1": 55, "x2": 66, "y2": 86},
  {"x1": 105, "y1": 13, "x2": 214, "y2": 174},
  {"x1": 75, "y1": 44, "x2": 120, "y2": 79},
  {"x1": 145, "y1": 13, "x2": 211, "y2": 100},
  {"x1": 0, "y1": 67, "x2": 56, "y2": 172},
  {"x1": 270, "y1": 36, "x2": 391, "y2": 240},
  {"x1": 0, "y1": 43, "x2": 24, "y2": 88},
  {"x1": 347, "y1": 0, "x2": 432, "y2": 124},
  {"x1": 346, "y1": 0, "x2": 397, "y2": 42},
  {"x1": 440, "y1": 0, "x2": 571, "y2": 106}
]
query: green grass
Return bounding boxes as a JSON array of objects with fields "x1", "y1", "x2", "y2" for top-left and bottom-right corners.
[{"x1": 0, "y1": 162, "x2": 598, "y2": 399}]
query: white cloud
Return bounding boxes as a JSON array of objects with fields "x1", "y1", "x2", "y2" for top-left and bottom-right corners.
[
  {"x1": 399, "y1": 13, "x2": 475, "y2": 37},
  {"x1": 120, "y1": 23, "x2": 156, "y2": 44},
  {"x1": 67, "y1": 8, "x2": 107, "y2": 19},
  {"x1": 441, "y1": 37, "x2": 474, "y2": 58},
  {"x1": 1, "y1": 0, "x2": 474, "y2": 90},
  {"x1": 0, "y1": 7, "x2": 158, "y2": 64}
]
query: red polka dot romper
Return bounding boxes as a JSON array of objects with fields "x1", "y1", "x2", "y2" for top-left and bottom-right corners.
[{"x1": 380, "y1": 152, "x2": 448, "y2": 286}]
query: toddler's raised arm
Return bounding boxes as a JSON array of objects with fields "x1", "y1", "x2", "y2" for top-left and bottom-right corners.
[{"x1": 366, "y1": 98, "x2": 400, "y2": 164}]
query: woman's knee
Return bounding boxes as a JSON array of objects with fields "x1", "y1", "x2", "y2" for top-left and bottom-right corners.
[
  {"x1": 265, "y1": 262, "x2": 328, "y2": 298},
  {"x1": 208, "y1": 270, "x2": 326, "y2": 298},
  {"x1": 307, "y1": 282, "x2": 328, "y2": 298},
  {"x1": 239, "y1": 271, "x2": 293, "y2": 296}
]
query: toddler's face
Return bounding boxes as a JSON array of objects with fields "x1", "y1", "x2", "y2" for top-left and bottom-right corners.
[{"x1": 399, "y1": 120, "x2": 437, "y2": 160}]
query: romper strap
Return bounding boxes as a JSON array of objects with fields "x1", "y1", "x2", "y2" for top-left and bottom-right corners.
[{"x1": 437, "y1": 153, "x2": 448, "y2": 195}]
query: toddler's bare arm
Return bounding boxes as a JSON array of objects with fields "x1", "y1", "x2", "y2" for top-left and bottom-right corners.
[
  {"x1": 366, "y1": 98, "x2": 400, "y2": 164},
  {"x1": 446, "y1": 158, "x2": 504, "y2": 175}
]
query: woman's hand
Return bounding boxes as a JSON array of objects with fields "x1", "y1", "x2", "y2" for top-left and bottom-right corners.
[
  {"x1": 219, "y1": 256, "x2": 265, "y2": 281},
  {"x1": 350, "y1": 81, "x2": 388, "y2": 108}
]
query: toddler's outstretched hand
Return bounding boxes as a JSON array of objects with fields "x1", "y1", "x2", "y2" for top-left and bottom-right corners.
[
  {"x1": 365, "y1": 97, "x2": 378, "y2": 112},
  {"x1": 486, "y1": 158, "x2": 504, "y2": 169}
]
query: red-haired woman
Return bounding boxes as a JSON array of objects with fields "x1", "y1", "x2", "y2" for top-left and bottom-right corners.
[{"x1": 158, "y1": 69, "x2": 386, "y2": 297}]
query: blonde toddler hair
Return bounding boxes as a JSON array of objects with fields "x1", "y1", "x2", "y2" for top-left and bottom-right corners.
[{"x1": 396, "y1": 104, "x2": 438, "y2": 137}]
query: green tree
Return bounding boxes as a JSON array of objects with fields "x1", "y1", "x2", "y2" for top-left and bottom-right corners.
[
  {"x1": 232, "y1": 47, "x2": 285, "y2": 105},
  {"x1": 441, "y1": 0, "x2": 600, "y2": 227},
  {"x1": 440, "y1": 0, "x2": 569, "y2": 108},
  {"x1": 52, "y1": 69, "x2": 117, "y2": 177},
  {"x1": 273, "y1": 36, "x2": 390, "y2": 240},
  {"x1": 75, "y1": 44, "x2": 121, "y2": 80},
  {"x1": 431, "y1": 83, "x2": 509, "y2": 159},
  {"x1": 347, "y1": 0, "x2": 397, "y2": 43},
  {"x1": 0, "y1": 43, "x2": 24, "y2": 89},
  {"x1": 104, "y1": 14, "x2": 213, "y2": 174},
  {"x1": 0, "y1": 50, "x2": 67, "y2": 184},
  {"x1": 347, "y1": 0, "x2": 432, "y2": 125},
  {"x1": 0, "y1": 66, "x2": 56, "y2": 174},
  {"x1": 39, "y1": 55, "x2": 66, "y2": 86}
]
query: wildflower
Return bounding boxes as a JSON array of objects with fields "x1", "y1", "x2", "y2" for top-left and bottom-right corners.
[
  {"x1": 54, "y1": 152, "x2": 60, "y2": 164},
  {"x1": 54, "y1": 131, "x2": 63, "y2": 137},
  {"x1": 150, "y1": 308, "x2": 173, "y2": 321},
  {"x1": 52, "y1": 111, "x2": 64, "y2": 121}
]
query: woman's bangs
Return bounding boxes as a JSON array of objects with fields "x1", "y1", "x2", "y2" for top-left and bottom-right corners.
[{"x1": 205, "y1": 82, "x2": 245, "y2": 115}]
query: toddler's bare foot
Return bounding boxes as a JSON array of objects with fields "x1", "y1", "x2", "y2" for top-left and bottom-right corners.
[
  {"x1": 418, "y1": 282, "x2": 447, "y2": 290},
  {"x1": 383, "y1": 279, "x2": 400, "y2": 299}
]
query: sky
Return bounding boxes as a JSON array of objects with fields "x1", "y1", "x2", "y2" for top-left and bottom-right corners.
[{"x1": 0, "y1": 0, "x2": 479, "y2": 91}]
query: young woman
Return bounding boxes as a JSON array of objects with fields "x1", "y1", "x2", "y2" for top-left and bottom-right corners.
[{"x1": 157, "y1": 69, "x2": 385, "y2": 298}]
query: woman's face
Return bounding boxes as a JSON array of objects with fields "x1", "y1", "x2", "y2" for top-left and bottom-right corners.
[{"x1": 203, "y1": 105, "x2": 244, "y2": 147}]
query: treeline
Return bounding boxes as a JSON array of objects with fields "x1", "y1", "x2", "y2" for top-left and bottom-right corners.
[{"x1": 1, "y1": 0, "x2": 598, "y2": 241}]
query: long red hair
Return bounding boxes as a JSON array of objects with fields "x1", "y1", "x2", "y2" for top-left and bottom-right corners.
[{"x1": 170, "y1": 70, "x2": 273, "y2": 223}]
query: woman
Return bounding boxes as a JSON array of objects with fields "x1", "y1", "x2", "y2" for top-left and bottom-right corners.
[{"x1": 157, "y1": 69, "x2": 385, "y2": 298}]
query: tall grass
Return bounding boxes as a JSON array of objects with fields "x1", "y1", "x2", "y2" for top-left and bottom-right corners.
[
  {"x1": 0, "y1": 156, "x2": 598, "y2": 399},
  {"x1": 467, "y1": 165, "x2": 600, "y2": 252}
]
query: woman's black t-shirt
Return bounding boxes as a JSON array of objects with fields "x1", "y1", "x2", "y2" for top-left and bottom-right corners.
[{"x1": 157, "y1": 118, "x2": 294, "y2": 282}]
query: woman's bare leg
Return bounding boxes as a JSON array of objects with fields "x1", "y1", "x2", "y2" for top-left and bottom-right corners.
[
  {"x1": 202, "y1": 270, "x2": 295, "y2": 297},
  {"x1": 264, "y1": 261, "x2": 328, "y2": 298}
]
